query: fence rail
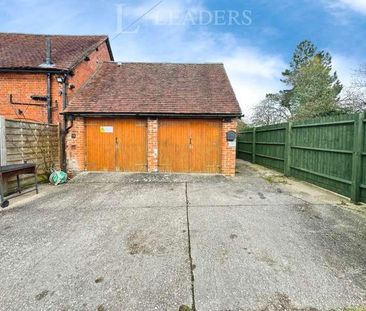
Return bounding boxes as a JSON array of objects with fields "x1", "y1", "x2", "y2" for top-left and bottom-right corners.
[{"x1": 237, "y1": 113, "x2": 366, "y2": 204}]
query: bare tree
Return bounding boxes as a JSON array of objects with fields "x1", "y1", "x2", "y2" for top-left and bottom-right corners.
[
  {"x1": 251, "y1": 93, "x2": 290, "y2": 126},
  {"x1": 237, "y1": 119, "x2": 248, "y2": 132},
  {"x1": 340, "y1": 64, "x2": 366, "y2": 113}
]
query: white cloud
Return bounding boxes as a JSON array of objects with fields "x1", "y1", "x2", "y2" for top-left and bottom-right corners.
[
  {"x1": 338, "y1": 0, "x2": 366, "y2": 14},
  {"x1": 0, "y1": 1, "x2": 87, "y2": 34},
  {"x1": 210, "y1": 49, "x2": 286, "y2": 118},
  {"x1": 331, "y1": 53, "x2": 364, "y2": 102},
  {"x1": 332, "y1": 53, "x2": 358, "y2": 87},
  {"x1": 324, "y1": 0, "x2": 366, "y2": 15},
  {"x1": 224, "y1": 72, "x2": 283, "y2": 120}
]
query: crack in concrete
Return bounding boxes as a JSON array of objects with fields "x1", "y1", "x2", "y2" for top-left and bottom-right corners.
[{"x1": 185, "y1": 182, "x2": 196, "y2": 311}]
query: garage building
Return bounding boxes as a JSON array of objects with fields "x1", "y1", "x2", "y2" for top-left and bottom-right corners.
[{"x1": 63, "y1": 62, "x2": 241, "y2": 176}]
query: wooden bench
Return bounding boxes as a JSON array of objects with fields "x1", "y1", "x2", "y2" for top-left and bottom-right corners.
[{"x1": 0, "y1": 164, "x2": 38, "y2": 208}]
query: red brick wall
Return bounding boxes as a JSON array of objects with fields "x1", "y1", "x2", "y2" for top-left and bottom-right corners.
[
  {"x1": 147, "y1": 118, "x2": 159, "y2": 172},
  {"x1": 65, "y1": 117, "x2": 85, "y2": 173},
  {"x1": 0, "y1": 73, "x2": 48, "y2": 122},
  {"x1": 0, "y1": 41, "x2": 111, "y2": 124},
  {"x1": 221, "y1": 118, "x2": 238, "y2": 176},
  {"x1": 66, "y1": 41, "x2": 111, "y2": 102}
]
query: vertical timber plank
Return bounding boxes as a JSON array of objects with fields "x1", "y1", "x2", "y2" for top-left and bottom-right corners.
[
  {"x1": 351, "y1": 112, "x2": 365, "y2": 203},
  {"x1": 252, "y1": 128, "x2": 256, "y2": 163},
  {"x1": 0, "y1": 116, "x2": 6, "y2": 166},
  {"x1": 284, "y1": 121, "x2": 292, "y2": 176}
]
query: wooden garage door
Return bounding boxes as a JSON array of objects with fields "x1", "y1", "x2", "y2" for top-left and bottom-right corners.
[
  {"x1": 159, "y1": 119, "x2": 221, "y2": 173},
  {"x1": 86, "y1": 118, "x2": 147, "y2": 172}
]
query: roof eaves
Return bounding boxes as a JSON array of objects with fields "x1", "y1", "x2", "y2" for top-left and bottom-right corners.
[
  {"x1": 0, "y1": 67, "x2": 65, "y2": 73},
  {"x1": 69, "y1": 36, "x2": 111, "y2": 71},
  {"x1": 62, "y1": 111, "x2": 242, "y2": 117},
  {"x1": 105, "y1": 37, "x2": 114, "y2": 61}
]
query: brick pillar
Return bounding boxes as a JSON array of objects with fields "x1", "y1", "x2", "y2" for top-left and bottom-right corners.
[
  {"x1": 221, "y1": 118, "x2": 238, "y2": 176},
  {"x1": 66, "y1": 117, "x2": 85, "y2": 174},
  {"x1": 147, "y1": 117, "x2": 159, "y2": 172}
]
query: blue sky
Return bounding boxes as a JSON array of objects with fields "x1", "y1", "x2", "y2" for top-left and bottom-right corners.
[{"x1": 1, "y1": 0, "x2": 365, "y2": 118}]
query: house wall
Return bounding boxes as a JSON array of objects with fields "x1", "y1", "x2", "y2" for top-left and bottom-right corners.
[
  {"x1": 0, "y1": 41, "x2": 111, "y2": 124},
  {"x1": 66, "y1": 41, "x2": 111, "y2": 100},
  {"x1": 66, "y1": 117, "x2": 238, "y2": 176},
  {"x1": 0, "y1": 73, "x2": 48, "y2": 123}
]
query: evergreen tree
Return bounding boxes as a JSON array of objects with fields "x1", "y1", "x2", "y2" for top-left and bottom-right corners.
[{"x1": 280, "y1": 40, "x2": 342, "y2": 119}]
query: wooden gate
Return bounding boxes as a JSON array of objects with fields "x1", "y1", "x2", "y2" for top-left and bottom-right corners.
[
  {"x1": 86, "y1": 118, "x2": 147, "y2": 172},
  {"x1": 159, "y1": 119, "x2": 221, "y2": 173}
]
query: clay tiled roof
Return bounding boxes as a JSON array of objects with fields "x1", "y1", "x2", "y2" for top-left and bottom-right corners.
[
  {"x1": 0, "y1": 33, "x2": 112, "y2": 71},
  {"x1": 64, "y1": 62, "x2": 241, "y2": 116}
]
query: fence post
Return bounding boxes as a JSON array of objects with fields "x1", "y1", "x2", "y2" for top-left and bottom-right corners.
[
  {"x1": 351, "y1": 112, "x2": 365, "y2": 203},
  {"x1": 252, "y1": 128, "x2": 256, "y2": 163},
  {"x1": 0, "y1": 116, "x2": 6, "y2": 166},
  {"x1": 284, "y1": 122, "x2": 292, "y2": 176}
]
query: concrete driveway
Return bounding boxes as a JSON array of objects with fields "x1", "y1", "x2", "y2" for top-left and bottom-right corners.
[{"x1": 0, "y1": 160, "x2": 365, "y2": 311}]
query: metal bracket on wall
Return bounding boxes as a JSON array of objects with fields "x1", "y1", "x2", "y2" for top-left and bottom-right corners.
[{"x1": 9, "y1": 94, "x2": 46, "y2": 107}]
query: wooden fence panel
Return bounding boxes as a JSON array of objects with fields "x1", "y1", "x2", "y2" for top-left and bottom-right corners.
[
  {"x1": 290, "y1": 115, "x2": 355, "y2": 198},
  {"x1": 255, "y1": 124, "x2": 286, "y2": 172},
  {"x1": 2, "y1": 118, "x2": 59, "y2": 193},
  {"x1": 236, "y1": 130, "x2": 253, "y2": 162},
  {"x1": 237, "y1": 113, "x2": 366, "y2": 204},
  {"x1": 360, "y1": 115, "x2": 366, "y2": 203}
]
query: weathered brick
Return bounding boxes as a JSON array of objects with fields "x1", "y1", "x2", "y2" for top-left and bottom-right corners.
[
  {"x1": 147, "y1": 118, "x2": 159, "y2": 172},
  {"x1": 65, "y1": 117, "x2": 85, "y2": 173},
  {"x1": 221, "y1": 118, "x2": 238, "y2": 176}
]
